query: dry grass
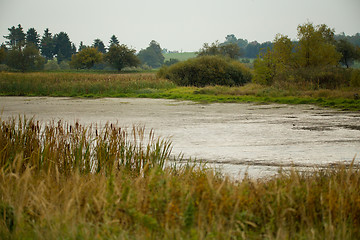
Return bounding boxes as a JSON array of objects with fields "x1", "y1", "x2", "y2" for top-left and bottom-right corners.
[
  {"x1": 0, "y1": 72, "x2": 176, "y2": 97},
  {"x1": 1, "y1": 117, "x2": 360, "y2": 239}
]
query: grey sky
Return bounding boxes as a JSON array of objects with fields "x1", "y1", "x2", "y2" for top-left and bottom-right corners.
[{"x1": 0, "y1": 0, "x2": 359, "y2": 52}]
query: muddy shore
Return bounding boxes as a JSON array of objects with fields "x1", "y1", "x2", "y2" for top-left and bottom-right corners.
[{"x1": 1, "y1": 96, "x2": 359, "y2": 178}]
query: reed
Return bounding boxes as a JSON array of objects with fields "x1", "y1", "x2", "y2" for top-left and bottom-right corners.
[
  {"x1": 1, "y1": 117, "x2": 360, "y2": 239},
  {"x1": 0, "y1": 116, "x2": 171, "y2": 175},
  {"x1": 0, "y1": 72, "x2": 176, "y2": 97}
]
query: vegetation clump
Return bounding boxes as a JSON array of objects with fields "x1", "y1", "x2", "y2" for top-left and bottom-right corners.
[
  {"x1": 253, "y1": 22, "x2": 360, "y2": 89},
  {"x1": 158, "y1": 55, "x2": 252, "y2": 87}
]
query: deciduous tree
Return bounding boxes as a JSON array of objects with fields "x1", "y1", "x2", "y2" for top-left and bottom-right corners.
[
  {"x1": 6, "y1": 45, "x2": 44, "y2": 71},
  {"x1": 198, "y1": 41, "x2": 242, "y2": 59},
  {"x1": 137, "y1": 40, "x2": 165, "y2": 68},
  {"x1": 336, "y1": 39, "x2": 358, "y2": 68},
  {"x1": 70, "y1": 47, "x2": 102, "y2": 69},
  {"x1": 296, "y1": 22, "x2": 340, "y2": 67},
  {"x1": 105, "y1": 44, "x2": 139, "y2": 71}
]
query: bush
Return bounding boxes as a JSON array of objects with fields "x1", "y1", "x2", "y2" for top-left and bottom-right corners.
[
  {"x1": 44, "y1": 59, "x2": 60, "y2": 71},
  {"x1": 350, "y1": 69, "x2": 360, "y2": 88},
  {"x1": 158, "y1": 56, "x2": 252, "y2": 87}
]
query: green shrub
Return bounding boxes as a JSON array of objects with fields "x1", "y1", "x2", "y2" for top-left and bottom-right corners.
[
  {"x1": 44, "y1": 59, "x2": 60, "y2": 71},
  {"x1": 158, "y1": 56, "x2": 252, "y2": 87},
  {"x1": 350, "y1": 69, "x2": 360, "y2": 88}
]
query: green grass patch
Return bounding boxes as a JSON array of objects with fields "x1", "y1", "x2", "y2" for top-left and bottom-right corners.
[{"x1": 163, "y1": 52, "x2": 197, "y2": 61}]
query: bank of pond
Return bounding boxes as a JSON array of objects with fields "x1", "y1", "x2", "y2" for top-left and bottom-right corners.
[{"x1": 0, "y1": 72, "x2": 359, "y2": 111}]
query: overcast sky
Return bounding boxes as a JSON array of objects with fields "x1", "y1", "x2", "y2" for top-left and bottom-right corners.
[{"x1": 0, "y1": 0, "x2": 359, "y2": 52}]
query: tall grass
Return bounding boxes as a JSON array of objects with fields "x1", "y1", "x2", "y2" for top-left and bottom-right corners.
[
  {"x1": 0, "y1": 72, "x2": 176, "y2": 97},
  {"x1": 1, "y1": 117, "x2": 360, "y2": 239},
  {"x1": 0, "y1": 116, "x2": 171, "y2": 175}
]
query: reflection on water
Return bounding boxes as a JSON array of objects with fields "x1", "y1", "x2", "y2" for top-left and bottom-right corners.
[{"x1": 1, "y1": 97, "x2": 359, "y2": 179}]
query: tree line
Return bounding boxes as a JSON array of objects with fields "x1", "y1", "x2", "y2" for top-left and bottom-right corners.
[
  {"x1": 0, "y1": 24, "x2": 165, "y2": 71},
  {"x1": 1, "y1": 23, "x2": 359, "y2": 72},
  {"x1": 216, "y1": 31, "x2": 360, "y2": 60},
  {"x1": 252, "y1": 22, "x2": 360, "y2": 88}
]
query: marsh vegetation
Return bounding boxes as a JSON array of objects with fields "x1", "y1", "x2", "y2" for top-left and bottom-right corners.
[{"x1": 1, "y1": 117, "x2": 360, "y2": 239}]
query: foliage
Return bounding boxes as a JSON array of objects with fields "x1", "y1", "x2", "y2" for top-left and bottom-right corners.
[
  {"x1": 350, "y1": 69, "x2": 360, "y2": 87},
  {"x1": 4, "y1": 24, "x2": 26, "y2": 50},
  {"x1": 163, "y1": 58, "x2": 179, "y2": 66},
  {"x1": 44, "y1": 59, "x2": 60, "y2": 71},
  {"x1": 105, "y1": 44, "x2": 140, "y2": 71},
  {"x1": 53, "y1": 32, "x2": 73, "y2": 63},
  {"x1": 5, "y1": 45, "x2": 45, "y2": 71},
  {"x1": 336, "y1": 39, "x2": 359, "y2": 68},
  {"x1": 1, "y1": 117, "x2": 360, "y2": 239},
  {"x1": 70, "y1": 47, "x2": 103, "y2": 69},
  {"x1": 198, "y1": 41, "x2": 242, "y2": 59},
  {"x1": 296, "y1": 23, "x2": 341, "y2": 67},
  {"x1": 138, "y1": 40, "x2": 165, "y2": 68},
  {"x1": 26, "y1": 28, "x2": 40, "y2": 49},
  {"x1": 158, "y1": 55, "x2": 252, "y2": 87},
  {"x1": 93, "y1": 38, "x2": 106, "y2": 53},
  {"x1": 109, "y1": 35, "x2": 119, "y2": 47},
  {"x1": 254, "y1": 22, "x2": 347, "y2": 89},
  {"x1": 40, "y1": 28, "x2": 55, "y2": 60},
  {"x1": 0, "y1": 45, "x2": 6, "y2": 64}
]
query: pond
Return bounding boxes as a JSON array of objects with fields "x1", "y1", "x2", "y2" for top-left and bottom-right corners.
[{"x1": 1, "y1": 97, "x2": 359, "y2": 178}]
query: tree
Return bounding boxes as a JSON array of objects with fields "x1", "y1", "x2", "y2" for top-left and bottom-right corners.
[
  {"x1": 198, "y1": 41, "x2": 242, "y2": 59},
  {"x1": 105, "y1": 44, "x2": 140, "y2": 71},
  {"x1": 3, "y1": 25, "x2": 44, "y2": 71},
  {"x1": 53, "y1": 32, "x2": 73, "y2": 62},
  {"x1": 137, "y1": 40, "x2": 165, "y2": 68},
  {"x1": 78, "y1": 41, "x2": 87, "y2": 52},
  {"x1": 71, "y1": 43, "x2": 77, "y2": 55},
  {"x1": 4, "y1": 24, "x2": 26, "y2": 50},
  {"x1": 0, "y1": 44, "x2": 7, "y2": 64},
  {"x1": 295, "y1": 22, "x2": 341, "y2": 67},
  {"x1": 109, "y1": 35, "x2": 119, "y2": 47},
  {"x1": 253, "y1": 35, "x2": 293, "y2": 85},
  {"x1": 221, "y1": 43, "x2": 242, "y2": 59},
  {"x1": 6, "y1": 44, "x2": 44, "y2": 71},
  {"x1": 26, "y1": 28, "x2": 40, "y2": 49},
  {"x1": 93, "y1": 39, "x2": 106, "y2": 53},
  {"x1": 336, "y1": 39, "x2": 358, "y2": 68},
  {"x1": 224, "y1": 34, "x2": 248, "y2": 48},
  {"x1": 272, "y1": 34, "x2": 293, "y2": 71},
  {"x1": 40, "y1": 28, "x2": 55, "y2": 60},
  {"x1": 253, "y1": 49, "x2": 276, "y2": 85},
  {"x1": 198, "y1": 41, "x2": 222, "y2": 57},
  {"x1": 70, "y1": 47, "x2": 102, "y2": 69},
  {"x1": 245, "y1": 41, "x2": 260, "y2": 58}
]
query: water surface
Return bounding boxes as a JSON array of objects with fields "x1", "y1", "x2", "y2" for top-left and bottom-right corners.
[{"x1": 1, "y1": 97, "x2": 359, "y2": 178}]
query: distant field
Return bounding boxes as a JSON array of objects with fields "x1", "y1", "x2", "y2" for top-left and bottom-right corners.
[
  {"x1": 353, "y1": 61, "x2": 360, "y2": 69},
  {"x1": 163, "y1": 52, "x2": 197, "y2": 61}
]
